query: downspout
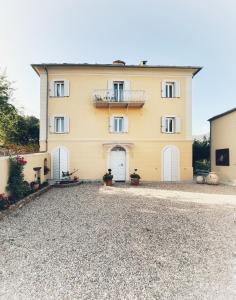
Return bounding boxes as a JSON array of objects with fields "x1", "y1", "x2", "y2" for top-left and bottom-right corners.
[
  {"x1": 209, "y1": 120, "x2": 211, "y2": 172},
  {"x1": 43, "y1": 65, "x2": 48, "y2": 152}
]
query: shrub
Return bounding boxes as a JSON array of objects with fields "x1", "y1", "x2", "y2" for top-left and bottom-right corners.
[
  {"x1": 194, "y1": 160, "x2": 210, "y2": 172},
  {"x1": 7, "y1": 156, "x2": 28, "y2": 201}
]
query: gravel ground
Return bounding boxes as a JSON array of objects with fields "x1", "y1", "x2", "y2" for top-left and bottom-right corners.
[{"x1": 0, "y1": 183, "x2": 236, "y2": 299}]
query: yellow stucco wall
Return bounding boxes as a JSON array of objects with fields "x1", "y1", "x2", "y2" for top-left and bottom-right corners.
[
  {"x1": 36, "y1": 65, "x2": 195, "y2": 181},
  {"x1": 211, "y1": 111, "x2": 236, "y2": 185},
  {"x1": 48, "y1": 140, "x2": 192, "y2": 181},
  {"x1": 0, "y1": 153, "x2": 50, "y2": 194}
]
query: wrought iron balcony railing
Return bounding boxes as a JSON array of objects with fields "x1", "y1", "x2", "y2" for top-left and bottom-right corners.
[{"x1": 93, "y1": 89, "x2": 145, "y2": 108}]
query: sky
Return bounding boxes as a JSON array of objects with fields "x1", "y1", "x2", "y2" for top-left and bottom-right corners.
[{"x1": 0, "y1": 0, "x2": 235, "y2": 135}]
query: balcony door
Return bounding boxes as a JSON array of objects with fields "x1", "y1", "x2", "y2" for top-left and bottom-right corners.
[{"x1": 113, "y1": 81, "x2": 124, "y2": 102}]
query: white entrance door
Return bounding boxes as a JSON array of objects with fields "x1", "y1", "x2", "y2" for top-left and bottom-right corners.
[
  {"x1": 52, "y1": 147, "x2": 68, "y2": 179},
  {"x1": 110, "y1": 147, "x2": 126, "y2": 181},
  {"x1": 163, "y1": 146, "x2": 179, "y2": 181}
]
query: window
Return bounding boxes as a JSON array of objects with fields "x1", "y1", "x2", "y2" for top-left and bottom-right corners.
[
  {"x1": 54, "y1": 81, "x2": 64, "y2": 97},
  {"x1": 54, "y1": 117, "x2": 65, "y2": 133},
  {"x1": 114, "y1": 117, "x2": 124, "y2": 133},
  {"x1": 165, "y1": 82, "x2": 174, "y2": 98},
  {"x1": 165, "y1": 117, "x2": 175, "y2": 133},
  {"x1": 216, "y1": 149, "x2": 230, "y2": 166},
  {"x1": 113, "y1": 81, "x2": 124, "y2": 101},
  {"x1": 161, "y1": 116, "x2": 181, "y2": 133},
  {"x1": 162, "y1": 81, "x2": 180, "y2": 98}
]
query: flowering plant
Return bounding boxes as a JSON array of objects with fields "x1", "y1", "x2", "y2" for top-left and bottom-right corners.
[
  {"x1": 130, "y1": 169, "x2": 141, "y2": 179},
  {"x1": 16, "y1": 156, "x2": 27, "y2": 166}
]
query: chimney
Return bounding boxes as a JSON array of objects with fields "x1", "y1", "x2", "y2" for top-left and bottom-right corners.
[
  {"x1": 139, "y1": 60, "x2": 148, "y2": 66},
  {"x1": 112, "y1": 60, "x2": 126, "y2": 66}
]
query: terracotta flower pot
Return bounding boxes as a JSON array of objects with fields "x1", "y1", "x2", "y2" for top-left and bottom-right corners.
[
  {"x1": 131, "y1": 178, "x2": 140, "y2": 185},
  {"x1": 105, "y1": 179, "x2": 112, "y2": 186},
  {"x1": 206, "y1": 172, "x2": 219, "y2": 185}
]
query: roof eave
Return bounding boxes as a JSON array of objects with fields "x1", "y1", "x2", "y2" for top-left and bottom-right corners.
[{"x1": 208, "y1": 107, "x2": 236, "y2": 122}]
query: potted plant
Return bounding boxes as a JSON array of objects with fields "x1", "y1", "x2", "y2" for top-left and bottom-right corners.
[
  {"x1": 130, "y1": 169, "x2": 141, "y2": 185},
  {"x1": 103, "y1": 169, "x2": 113, "y2": 186},
  {"x1": 30, "y1": 181, "x2": 40, "y2": 191}
]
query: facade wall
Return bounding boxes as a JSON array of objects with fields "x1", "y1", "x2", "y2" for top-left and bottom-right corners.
[
  {"x1": 35, "y1": 65, "x2": 195, "y2": 181},
  {"x1": 48, "y1": 141, "x2": 192, "y2": 181},
  {"x1": 211, "y1": 111, "x2": 236, "y2": 185},
  {"x1": 0, "y1": 153, "x2": 50, "y2": 194}
]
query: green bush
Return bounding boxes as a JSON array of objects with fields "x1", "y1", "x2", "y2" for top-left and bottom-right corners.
[
  {"x1": 194, "y1": 159, "x2": 210, "y2": 171},
  {"x1": 7, "y1": 156, "x2": 28, "y2": 201}
]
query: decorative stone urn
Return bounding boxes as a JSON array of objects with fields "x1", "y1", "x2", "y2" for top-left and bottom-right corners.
[
  {"x1": 206, "y1": 172, "x2": 219, "y2": 185},
  {"x1": 196, "y1": 175, "x2": 205, "y2": 184}
]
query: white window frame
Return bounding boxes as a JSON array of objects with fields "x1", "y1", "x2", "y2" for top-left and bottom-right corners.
[
  {"x1": 54, "y1": 81, "x2": 65, "y2": 97},
  {"x1": 165, "y1": 117, "x2": 175, "y2": 133},
  {"x1": 113, "y1": 81, "x2": 124, "y2": 102},
  {"x1": 114, "y1": 116, "x2": 124, "y2": 133},
  {"x1": 165, "y1": 82, "x2": 175, "y2": 98},
  {"x1": 54, "y1": 116, "x2": 65, "y2": 133}
]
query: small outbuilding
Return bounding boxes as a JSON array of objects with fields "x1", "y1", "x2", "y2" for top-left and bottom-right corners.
[{"x1": 208, "y1": 108, "x2": 236, "y2": 185}]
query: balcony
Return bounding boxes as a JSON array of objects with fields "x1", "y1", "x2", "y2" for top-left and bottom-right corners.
[{"x1": 93, "y1": 89, "x2": 145, "y2": 108}]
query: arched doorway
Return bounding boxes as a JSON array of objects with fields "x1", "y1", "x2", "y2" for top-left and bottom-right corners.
[
  {"x1": 52, "y1": 146, "x2": 69, "y2": 179},
  {"x1": 162, "y1": 145, "x2": 180, "y2": 181},
  {"x1": 109, "y1": 146, "x2": 126, "y2": 181}
]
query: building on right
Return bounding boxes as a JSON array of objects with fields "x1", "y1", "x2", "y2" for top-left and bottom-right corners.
[{"x1": 208, "y1": 107, "x2": 236, "y2": 185}]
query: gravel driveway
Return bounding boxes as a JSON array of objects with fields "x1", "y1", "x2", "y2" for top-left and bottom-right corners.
[{"x1": 0, "y1": 183, "x2": 236, "y2": 299}]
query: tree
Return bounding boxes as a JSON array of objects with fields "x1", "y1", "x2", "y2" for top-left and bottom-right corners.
[
  {"x1": 192, "y1": 136, "x2": 210, "y2": 171},
  {"x1": 0, "y1": 71, "x2": 39, "y2": 146}
]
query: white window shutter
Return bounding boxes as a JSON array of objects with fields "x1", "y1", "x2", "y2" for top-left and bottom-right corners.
[
  {"x1": 49, "y1": 81, "x2": 55, "y2": 97},
  {"x1": 175, "y1": 117, "x2": 181, "y2": 133},
  {"x1": 174, "y1": 80, "x2": 180, "y2": 97},
  {"x1": 65, "y1": 117, "x2": 70, "y2": 133},
  {"x1": 109, "y1": 116, "x2": 114, "y2": 133},
  {"x1": 161, "y1": 81, "x2": 166, "y2": 97},
  {"x1": 161, "y1": 117, "x2": 166, "y2": 133},
  {"x1": 124, "y1": 80, "x2": 130, "y2": 101},
  {"x1": 49, "y1": 116, "x2": 55, "y2": 133},
  {"x1": 64, "y1": 80, "x2": 70, "y2": 97},
  {"x1": 107, "y1": 80, "x2": 113, "y2": 98},
  {"x1": 124, "y1": 116, "x2": 128, "y2": 132},
  {"x1": 124, "y1": 80, "x2": 130, "y2": 91}
]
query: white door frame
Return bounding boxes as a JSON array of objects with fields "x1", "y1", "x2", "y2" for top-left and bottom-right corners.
[
  {"x1": 161, "y1": 145, "x2": 180, "y2": 181},
  {"x1": 51, "y1": 146, "x2": 69, "y2": 179},
  {"x1": 107, "y1": 145, "x2": 129, "y2": 181}
]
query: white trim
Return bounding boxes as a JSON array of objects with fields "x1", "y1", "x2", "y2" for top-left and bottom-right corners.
[
  {"x1": 185, "y1": 76, "x2": 192, "y2": 140},
  {"x1": 39, "y1": 72, "x2": 47, "y2": 151},
  {"x1": 51, "y1": 146, "x2": 70, "y2": 179},
  {"x1": 161, "y1": 145, "x2": 180, "y2": 181},
  {"x1": 106, "y1": 145, "x2": 129, "y2": 181},
  {"x1": 46, "y1": 138, "x2": 192, "y2": 142},
  {"x1": 49, "y1": 72, "x2": 194, "y2": 78}
]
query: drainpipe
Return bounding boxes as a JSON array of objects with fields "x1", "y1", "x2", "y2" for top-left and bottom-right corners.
[
  {"x1": 43, "y1": 65, "x2": 48, "y2": 152},
  {"x1": 209, "y1": 121, "x2": 211, "y2": 172}
]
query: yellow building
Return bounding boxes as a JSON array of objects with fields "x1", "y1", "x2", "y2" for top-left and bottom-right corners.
[
  {"x1": 32, "y1": 60, "x2": 201, "y2": 182},
  {"x1": 209, "y1": 108, "x2": 236, "y2": 185}
]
